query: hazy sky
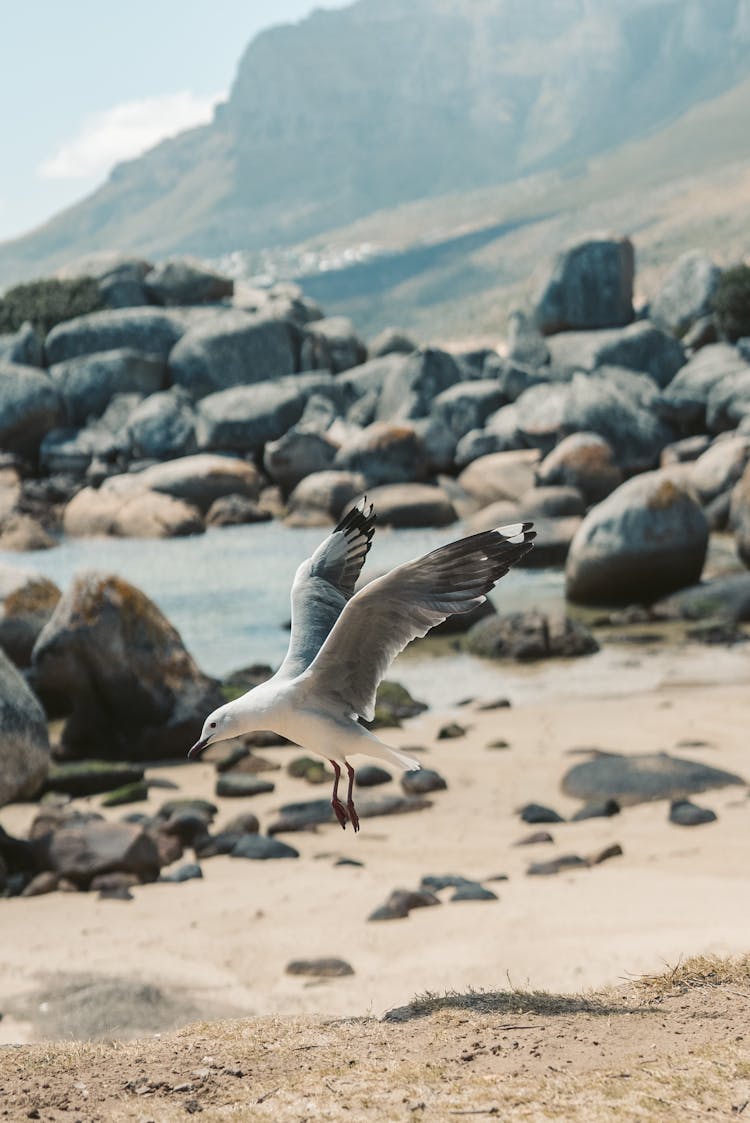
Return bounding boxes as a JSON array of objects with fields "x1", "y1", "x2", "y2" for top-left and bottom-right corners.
[{"x1": 0, "y1": 1, "x2": 349, "y2": 243}]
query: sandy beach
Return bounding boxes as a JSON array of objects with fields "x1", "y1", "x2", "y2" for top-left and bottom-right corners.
[{"x1": 2, "y1": 641, "x2": 749, "y2": 1047}]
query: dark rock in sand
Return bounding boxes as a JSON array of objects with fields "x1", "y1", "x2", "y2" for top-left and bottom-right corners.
[
  {"x1": 562, "y1": 751, "x2": 744, "y2": 807},
  {"x1": 571, "y1": 799, "x2": 621, "y2": 821},
  {"x1": 159, "y1": 862, "x2": 204, "y2": 883},
  {"x1": 367, "y1": 680, "x2": 428, "y2": 728},
  {"x1": 268, "y1": 794, "x2": 432, "y2": 834},
  {"x1": 658, "y1": 574, "x2": 750, "y2": 623},
  {"x1": 589, "y1": 843, "x2": 624, "y2": 866},
  {"x1": 157, "y1": 798, "x2": 217, "y2": 822},
  {"x1": 221, "y1": 812, "x2": 260, "y2": 836},
  {"x1": 356, "y1": 765, "x2": 392, "y2": 787},
  {"x1": 20, "y1": 870, "x2": 60, "y2": 897},
  {"x1": 334, "y1": 857, "x2": 364, "y2": 868},
  {"x1": 451, "y1": 882, "x2": 498, "y2": 902},
  {"x1": 437, "y1": 722, "x2": 467, "y2": 740},
  {"x1": 287, "y1": 756, "x2": 329, "y2": 784},
  {"x1": 519, "y1": 802, "x2": 565, "y2": 824},
  {"x1": 477, "y1": 698, "x2": 511, "y2": 711},
  {"x1": 514, "y1": 831, "x2": 555, "y2": 846},
  {"x1": 669, "y1": 799, "x2": 718, "y2": 827},
  {"x1": 160, "y1": 811, "x2": 212, "y2": 847},
  {"x1": 527, "y1": 854, "x2": 588, "y2": 876},
  {"x1": 466, "y1": 611, "x2": 599, "y2": 661},
  {"x1": 42, "y1": 761, "x2": 145, "y2": 799},
  {"x1": 420, "y1": 874, "x2": 476, "y2": 892},
  {"x1": 215, "y1": 775, "x2": 275, "y2": 799},
  {"x1": 230, "y1": 835, "x2": 299, "y2": 860},
  {"x1": 368, "y1": 888, "x2": 440, "y2": 921},
  {"x1": 48, "y1": 821, "x2": 160, "y2": 886},
  {"x1": 30, "y1": 572, "x2": 222, "y2": 760},
  {"x1": 285, "y1": 957, "x2": 354, "y2": 978},
  {"x1": 401, "y1": 768, "x2": 447, "y2": 795}
]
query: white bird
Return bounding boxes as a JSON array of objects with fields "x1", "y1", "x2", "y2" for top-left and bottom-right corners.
[{"x1": 189, "y1": 499, "x2": 535, "y2": 831}]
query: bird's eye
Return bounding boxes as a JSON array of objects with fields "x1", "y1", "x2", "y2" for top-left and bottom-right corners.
[{"x1": 210, "y1": 721, "x2": 217, "y2": 729}]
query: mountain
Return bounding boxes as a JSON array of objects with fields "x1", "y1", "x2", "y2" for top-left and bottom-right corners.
[{"x1": 1, "y1": 0, "x2": 750, "y2": 288}]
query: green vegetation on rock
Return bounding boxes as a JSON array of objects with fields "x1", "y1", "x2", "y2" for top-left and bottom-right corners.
[
  {"x1": 713, "y1": 264, "x2": 750, "y2": 342},
  {"x1": 0, "y1": 277, "x2": 103, "y2": 336}
]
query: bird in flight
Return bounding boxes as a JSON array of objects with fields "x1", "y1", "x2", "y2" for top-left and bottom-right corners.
[{"x1": 189, "y1": 499, "x2": 534, "y2": 831}]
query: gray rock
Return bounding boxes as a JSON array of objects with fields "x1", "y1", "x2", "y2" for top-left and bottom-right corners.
[
  {"x1": 511, "y1": 381, "x2": 571, "y2": 454},
  {"x1": 401, "y1": 768, "x2": 447, "y2": 795},
  {"x1": 49, "y1": 349, "x2": 166, "y2": 427},
  {"x1": 527, "y1": 854, "x2": 588, "y2": 876},
  {"x1": 561, "y1": 368, "x2": 675, "y2": 474},
  {"x1": 533, "y1": 235, "x2": 634, "y2": 334},
  {"x1": 286, "y1": 957, "x2": 354, "y2": 977},
  {"x1": 570, "y1": 799, "x2": 620, "y2": 821},
  {"x1": 138, "y1": 453, "x2": 260, "y2": 512},
  {"x1": 377, "y1": 347, "x2": 462, "y2": 421},
  {"x1": 49, "y1": 821, "x2": 160, "y2": 885},
  {"x1": 334, "y1": 422, "x2": 426, "y2": 486},
  {"x1": 546, "y1": 321, "x2": 685, "y2": 387},
  {"x1": 466, "y1": 610, "x2": 599, "y2": 660},
  {"x1": 159, "y1": 861, "x2": 204, "y2": 882},
  {"x1": 454, "y1": 423, "x2": 524, "y2": 466},
  {"x1": 268, "y1": 794, "x2": 431, "y2": 833},
  {"x1": 655, "y1": 573, "x2": 750, "y2": 622},
  {"x1": 682, "y1": 315, "x2": 718, "y2": 352},
  {"x1": 689, "y1": 436, "x2": 750, "y2": 504},
  {"x1": 566, "y1": 470, "x2": 709, "y2": 605},
  {"x1": 660, "y1": 434, "x2": 712, "y2": 466},
  {"x1": 368, "y1": 327, "x2": 417, "y2": 358},
  {"x1": 368, "y1": 888, "x2": 440, "y2": 921},
  {"x1": 126, "y1": 388, "x2": 198, "y2": 460},
  {"x1": 287, "y1": 470, "x2": 366, "y2": 520},
  {"x1": 359, "y1": 483, "x2": 456, "y2": 528},
  {"x1": 450, "y1": 882, "x2": 498, "y2": 902},
  {"x1": 457, "y1": 449, "x2": 540, "y2": 506},
  {"x1": 196, "y1": 380, "x2": 307, "y2": 453},
  {"x1": 230, "y1": 835, "x2": 299, "y2": 860},
  {"x1": 0, "y1": 647, "x2": 49, "y2": 806},
  {"x1": 562, "y1": 751, "x2": 744, "y2": 806},
  {"x1": 431, "y1": 380, "x2": 507, "y2": 441},
  {"x1": 506, "y1": 308, "x2": 550, "y2": 368},
  {"x1": 657, "y1": 343, "x2": 749, "y2": 430},
  {"x1": 144, "y1": 258, "x2": 233, "y2": 306},
  {"x1": 519, "y1": 802, "x2": 565, "y2": 824},
  {"x1": 514, "y1": 830, "x2": 554, "y2": 846},
  {"x1": 170, "y1": 311, "x2": 298, "y2": 399},
  {"x1": 0, "y1": 566, "x2": 60, "y2": 667},
  {"x1": 650, "y1": 251, "x2": 722, "y2": 337},
  {"x1": 301, "y1": 316, "x2": 366, "y2": 373},
  {"x1": 437, "y1": 722, "x2": 466, "y2": 740},
  {"x1": 668, "y1": 798, "x2": 717, "y2": 827},
  {"x1": 518, "y1": 486, "x2": 584, "y2": 518},
  {"x1": 706, "y1": 369, "x2": 750, "y2": 432},
  {"x1": 215, "y1": 775, "x2": 275, "y2": 798},
  {"x1": 206, "y1": 495, "x2": 272, "y2": 527},
  {"x1": 0, "y1": 363, "x2": 63, "y2": 457},
  {"x1": 263, "y1": 429, "x2": 337, "y2": 495},
  {"x1": 0, "y1": 322, "x2": 44, "y2": 368},
  {"x1": 337, "y1": 353, "x2": 410, "y2": 410},
  {"x1": 43, "y1": 761, "x2": 144, "y2": 798},
  {"x1": 356, "y1": 765, "x2": 392, "y2": 787},
  {"x1": 45, "y1": 307, "x2": 188, "y2": 364},
  {"x1": 62, "y1": 478, "x2": 203, "y2": 539},
  {"x1": 30, "y1": 571, "x2": 222, "y2": 760}
]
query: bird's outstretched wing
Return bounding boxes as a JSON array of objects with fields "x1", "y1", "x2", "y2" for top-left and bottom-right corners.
[
  {"x1": 276, "y1": 499, "x2": 376, "y2": 679},
  {"x1": 306, "y1": 523, "x2": 535, "y2": 720}
]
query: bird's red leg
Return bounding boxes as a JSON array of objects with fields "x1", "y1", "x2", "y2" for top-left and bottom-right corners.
[
  {"x1": 345, "y1": 762, "x2": 360, "y2": 834},
  {"x1": 329, "y1": 760, "x2": 349, "y2": 830}
]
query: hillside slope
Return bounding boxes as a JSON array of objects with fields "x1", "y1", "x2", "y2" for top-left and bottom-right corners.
[{"x1": 1, "y1": 0, "x2": 750, "y2": 286}]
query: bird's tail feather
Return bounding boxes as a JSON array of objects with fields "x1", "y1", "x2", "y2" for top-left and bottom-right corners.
[{"x1": 355, "y1": 738, "x2": 421, "y2": 771}]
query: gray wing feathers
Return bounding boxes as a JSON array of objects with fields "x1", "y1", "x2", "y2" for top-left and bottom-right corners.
[
  {"x1": 276, "y1": 500, "x2": 375, "y2": 678},
  {"x1": 307, "y1": 523, "x2": 535, "y2": 720}
]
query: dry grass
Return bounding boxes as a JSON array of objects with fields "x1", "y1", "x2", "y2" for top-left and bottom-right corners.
[{"x1": 635, "y1": 952, "x2": 750, "y2": 999}]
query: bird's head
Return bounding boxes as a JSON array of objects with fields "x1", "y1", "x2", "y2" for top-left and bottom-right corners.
[{"x1": 188, "y1": 701, "x2": 247, "y2": 760}]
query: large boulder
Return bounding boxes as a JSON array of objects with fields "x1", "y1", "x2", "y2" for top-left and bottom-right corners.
[
  {"x1": 49, "y1": 349, "x2": 166, "y2": 426},
  {"x1": 0, "y1": 322, "x2": 44, "y2": 368},
  {"x1": 45, "y1": 307, "x2": 188, "y2": 364},
  {"x1": 457, "y1": 449, "x2": 540, "y2": 506},
  {"x1": 144, "y1": 258, "x2": 234, "y2": 306},
  {"x1": 657, "y1": 344, "x2": 749, "y2": 431},
  {"x1": 263, "y1": 429, "x2": 337, "y2": 494},
  {"x1": 560, "y1": 368, "x2": 676, "y2": 473},
  {"x1": 0, "y1": 565, "x2": 61, "y2": 667},
  {"x1": 300, "y1": 316, "x2": 366, "y2": 373},
  {"x1": 138, "y1": 454, "x2": 261, "y2": 512},
  {"x1": 431, "y1": 380, "x2": 507, "y2": 441},
  {"x1": 334, "y1": 422, "x2": 427, "y2": 486},
  {"x1": 546, "y1": 321, "x2": 686, "y2": 388},
  {"x1": 376, "y1": 348, "x2": 462, "y2": 421},
  {"x1": 358, "y1": 483, "x2": 456, "y2": 528},
  {"x1": 337, "y1": 353, "x2": 409, "y2": 408},
  {"x1": 536, "y1": 432, "x2": 623, "y2": 505},
  {"x1": 196, "y1": 380, "x2": 308, "y2": 453},
  {"x1": 48, "y1": 820, "x2": 160, "y2": 885},
  {"x1": 287, "y1": 470, "x2": 366, "y2": 521},
  {"x1": 706, "y1": 369, "x2": 750, "y2": 433},
  {"x1": 562, "y1": 750, "x2": 743, "y2": 807},
  {"x1": 650, "y1": 251, "x2": 722, "y2": 337},
  {"x1": 689, "y1": 436, "x2": 750, "y2": 505},
  {"x1": 466, "y1": 611, "x2": 598, "y2": 660},
  {"x1": 566, "y1": 471, "x2": 709, "y2": 604},
  {"x1": 0, "y1": 647, "x2": 50, "y2": 804},
  {"x1": 169, "y1": 311, "x2": 297, "y2": 399},
  {"x1": 62, "y1": 481, "x2": 203, "y2": 539},
  {"x1": 0, "y1": 364, "x2": 63, "y2": 457},
  {"x1": 30, "y1": 572, "x2": 222, "y2": 760},
  {"x1": 511, "y1": 382, "x2": 571, "y2": 454},
  {"x1": 532, "y1": 235, "x2": 634, "y2": 334},
  {"x1": 126, "y1": 387, "x2": 198, "y2": 459}
]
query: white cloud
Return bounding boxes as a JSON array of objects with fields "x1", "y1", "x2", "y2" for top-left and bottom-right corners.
[{"x1": 39, "y1": 90, "x2": 224, "y2": 181}]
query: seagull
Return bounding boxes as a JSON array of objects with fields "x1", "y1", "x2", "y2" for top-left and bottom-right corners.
[{"x1": 188, "y1": 499, "x2": 535, "y2": 831}]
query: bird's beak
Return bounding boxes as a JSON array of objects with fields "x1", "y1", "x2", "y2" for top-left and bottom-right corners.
[{"x1": 188, "y1": 737, "x2": 210, "y2": 760}]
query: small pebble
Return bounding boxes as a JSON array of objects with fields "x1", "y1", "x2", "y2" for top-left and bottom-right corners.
[
  {"x1": 519, "y1": 802, "x2": 565, "y2": 824},
  {"x1": 527, "y1": 854, "x2": 588, "y2": 877},
  {"x1": 285, "y1": 958, "x2": 354, "y2": 977},
  {"x1": 514, "y1": 830, "x2": 554, "y2": 846},
  {"x1": 669, "y1": 799, "x2": 718, "y2": 827},
  {"x1": 450, "y1": 882, "x2": 498, "y2": 902},
  {"x1": 401, "y1": 768, "x2": 447, "y2": 795},
  {"x1": 437, "y1": 722, "x2": 467, "y2": 740}
]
